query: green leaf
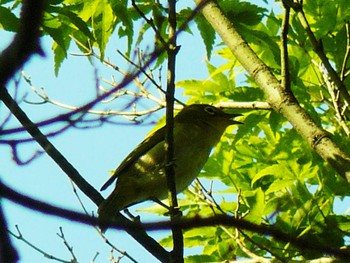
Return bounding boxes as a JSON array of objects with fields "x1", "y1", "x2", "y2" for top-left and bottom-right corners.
[
  {"x1": 0, "y1": 6, "x2": 19, "y2": 31},
  {"x1": 53, "y1": 41, "x2": 69, "y2": 76},
  {"x1": 185, "y1": 254, "x2": 217, "y2": 263},
  {"x1": 42, "y1": 23, "x2": 71, "y2": 75},
  {"x1": 56, "y1": 8, "x2": 93, "y2": 39},
  {"x1": 206, "y1": 61, "x2": 231, "y2": 89},
  {"x1": 42, "y1": 25, "x2": 67, "y2": 51},
  {"x1": 265, "y1": 179, "x2": 294, "y2": 195},
  {"x1": 158, "y1": 234, "x2": 173, "y2": 247},
  {"x1": 113, "y1": 0, "x2": 133, "y2": 55},
  {"x1": 244, "y1": 187, "x2": 265, "y2": 223},
  {"x1": 220, "y1": 0, "x2": 266, "y2": 26},
  {"x1": 328, "y1": 215, "x2": 350, "y2": 232},
  {"x1": 269, "y1": 110, "x2": 284, "y2": 134},
  {"x1": 97, "y1": 2, "x2": 114, "y2": 58},
  {"x1": 183, "y1": 227, "x2": 216, "y2": 248},
  {"x1": 77, "y1": 0, "x2": 115, "y2": 58},
  {"x1": 258, "y1": 122, "x2": 276, "y2": 144},
  {"x1": 195, "y1": 14, "x2": 215, "y2": 59}
]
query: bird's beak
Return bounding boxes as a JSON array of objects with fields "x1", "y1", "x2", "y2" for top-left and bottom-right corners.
[{"x1": 227, "y1": 113, "x2": 243, "y2": 125}]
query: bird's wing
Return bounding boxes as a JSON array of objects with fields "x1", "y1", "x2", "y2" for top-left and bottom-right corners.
[{"x1": 100, "y1": 126, "x2": 166, "y2": 191}]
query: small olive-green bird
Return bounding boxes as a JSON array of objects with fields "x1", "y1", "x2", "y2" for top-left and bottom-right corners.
[{"x1": 98, "y1": 104, "x2": 242, "y2": 230}]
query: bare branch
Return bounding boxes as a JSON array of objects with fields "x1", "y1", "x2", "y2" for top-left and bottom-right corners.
[
  {"x1": 164, "y1": 0, "x2": 184, "y2": 261},
  {"x1": 0, "y1": 0, "x2": 45, "y2": 85},
  {"x1": 131, "y1": 0, "x2": 168, "y2": 49},
  {"x1": 215, "y1": 101, "x2": 271, "y2": 110},
  {"x1": 10, "y1": 143, "x2": 43, "y2": 165},
  {"x1": 0, "y1": 180, "x2": 170, "y2": 262},
  {"x1": 316, "y1": 62, "x2": 350, "y2": 136},
  {"x1": 69, "y1": 181, "x2": 139, "y2": 263},
  {"x1": 56, "y1": 227, "x2": 78, "y2": 263},
  {"x1": 340, "y1": 22, "x2": 350, "y2": 81},
  {"x1": 8, "y1": 225, "x2": 71, "y2": 263},
  {"x1": 1, "y1": 180, "x2": 349, "y2": 259},
  {"x1": 0, "y1": 203, "x2": 18, "y2": 263},
  {"x1": 292, "y1": 2, "x2": 350, "y2": 120},
  {"x1": 281, "y1": 1, "x2": 291, "y2": 91}
]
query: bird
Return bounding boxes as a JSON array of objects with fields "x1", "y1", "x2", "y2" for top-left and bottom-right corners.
[{"x1": 98, "y1": 104, "x2": 242, "y2": 231}]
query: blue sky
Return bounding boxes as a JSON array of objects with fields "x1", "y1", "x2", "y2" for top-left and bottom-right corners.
[
  {"x1": 0, "y1": 7, "x2": 214, "y2": 261},
  {"x1": 5, "y1": 1, "x2": 349, "y2": 262}
]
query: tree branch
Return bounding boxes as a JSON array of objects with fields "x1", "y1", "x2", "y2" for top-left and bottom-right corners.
[
  {"x1": 1, "y1": 180, "x2": 349, "y2": 260},
  {"x1": 165, "y1": 0, "x2": 184, "y2": 261},
  {"x1": 0, "y1": 0, "x2": 45, "y2": 86},
  {"x1": 281, "y1": 1, "x2": 291, "y2": 91},
  {"x1": 0, "y1": 88, "x2": 104, "y2": 205},
  {"x1": 0, "y1": 2, "x2": 171, "y2": 259},
  {"x1": 9, "y1": 225, "x2": 71, "y2": 263},
  {"x1": 0, "y1": 200, "x2": 18, "y2": 263},
  {"x1": 0, "y1": 1, "x2": 46, "y2": 261},
  {"x1": 194, "y1": 0, "x2": 350, "y2": 183},
  {"x1": 291, "y1": 1, "x2": 350, "y2": 120}
]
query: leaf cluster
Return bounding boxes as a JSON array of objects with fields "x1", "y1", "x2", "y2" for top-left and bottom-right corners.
[
  {"x1": 2, "y1": 0, "x2": 350, "y2": 262},
  {"x1": 172, "y1": 0, "x2": 350, "y2": 261}
]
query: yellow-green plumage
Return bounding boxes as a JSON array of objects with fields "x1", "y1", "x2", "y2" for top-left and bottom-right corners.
[{"x1": 98, "y1": 104, "x2": 242, "y2": 231}]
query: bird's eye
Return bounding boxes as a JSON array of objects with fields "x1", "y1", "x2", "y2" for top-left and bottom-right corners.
[{"x1": 204, "y1": 106, "x2": 216, "y2": 115}]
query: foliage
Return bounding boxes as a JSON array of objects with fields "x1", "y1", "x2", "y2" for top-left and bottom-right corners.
[{"x1": 1, "y1": 0, "x2": 350, "y2": 262}]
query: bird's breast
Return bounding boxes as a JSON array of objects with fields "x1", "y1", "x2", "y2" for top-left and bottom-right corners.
[{"x1": 117, "y1": 123, "x2": 223, "y2": 201}]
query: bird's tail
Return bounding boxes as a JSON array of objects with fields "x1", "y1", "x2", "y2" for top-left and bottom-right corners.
[
  {"x1": 97, "y1": 202, "x2": 114, "y2": 233},
  {"x1": 98, "y1": 190, "x2": 127, "y2": 233}
]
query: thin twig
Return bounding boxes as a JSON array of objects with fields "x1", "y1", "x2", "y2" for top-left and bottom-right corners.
[
  {"x1": 192, "y1": 179, "x2": 227, "y2": 214},
  {"x1": 340, "y1": 22, "x2": 350, "y2": 81},
  {"x1": 281, "y1": 1, "x2": 291, "y2": 91},
  {"x1": 131, "y1": 0, "x2": 168, "y2": 49},
  {"x1": 165, "y1": 0, "x2": 184, "y2": 261},
  {"x1": 316, "y1": 61, "x2": 350, "y2": 136},
  {"x1": 2, "y1": 181, "x2": 349, "y2": 259},
  {"x1": 221, "y1": 225, "x2": 271, "y2": 263},
  {"x1": 70, "y1": 34, "x2": 169, "y2": 106},
  {"x1": 91, "y1": 252, "x2": 99, "y2": 262},
  {"x1": 9, "y1": 226, "x2": 71, "y2": 263},
  {"x1": 26, "y1": 84, "x2": 164, "y2": 117},
  {"x1": 292, "y1": 2, "x2": 350, "y2": 119},
  {"x1": 69, "y1": 180, "x2": 139, "y2": 263},
  {"x1": 57, "y1": 227, "x2": 78, "y2": 262}
]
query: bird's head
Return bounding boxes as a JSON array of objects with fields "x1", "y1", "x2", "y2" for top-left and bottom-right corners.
[{"x1": 175, "y1": 104, "x2": 242, "y2": 129}]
